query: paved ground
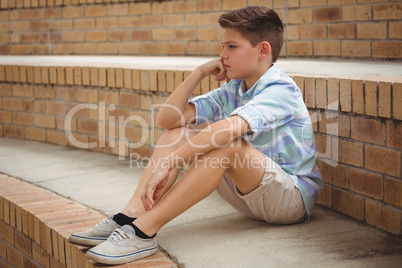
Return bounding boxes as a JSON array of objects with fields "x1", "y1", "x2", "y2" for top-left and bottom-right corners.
[
  {"x1": 0, "y1": 56, "x2": 401, "y2": 82},
  {"x1": 1, "y1": 137, "x2": 402, "y2": 268}
]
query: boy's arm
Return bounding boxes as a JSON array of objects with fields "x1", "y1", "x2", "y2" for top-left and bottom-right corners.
[
  {"x1": 142, "y1": 114, "x2": 250, "y2": 210},
  {"x1": 156, "y1": 59, "x2": 227, "y2": 129}
]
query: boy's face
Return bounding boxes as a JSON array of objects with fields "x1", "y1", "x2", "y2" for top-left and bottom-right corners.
[{"x1": 220, "y1": 28, "x2": 266, "y2": 89}]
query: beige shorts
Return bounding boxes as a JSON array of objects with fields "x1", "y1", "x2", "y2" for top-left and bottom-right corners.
[{"x1": 216, "y1": 156, "x2": 307, "y2": 224}]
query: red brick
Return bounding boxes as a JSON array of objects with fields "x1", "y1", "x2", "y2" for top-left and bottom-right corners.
[
  {"x1": 0, "y1": 221, "x2": 14, "y2": 244},
  {"x1": 23, "y1": 99, "x2": 34, "y2": 112},
  {"x1": 13, "y1": 84, "x2": 33, "y2": 97},
  {"x1": 13, "y1": 112, "x2": 33, "y2": 126},
  {"x1": 0, "y1": 111, "x2": 11, "y2": 123},
  {"x1": 46, "y1": 130, "x2": 68, "y2": 146},
  {"x1": 387, "y1": 121, "x2": 402, "y2": 150},
  {"x1": 82, "y1": 67, "x2": 90, "y2": 86},
  {"x1": 316, "y1": 184, "x2": 332, "y2": 208},
  {"x1": 25, "y1": 127, "x2": 46, "y2": 141},
  {"x1": 6, "y1": 245, "x2": 23, "y2": 267},
  {"x1": 32, "y1": 242, "x2": 50, "y2": 268},
  {"x1": 314, "y1": 40, "x2": 340, "y2": 56},
  {"x1": 372, "y1": 41, "x2": 402, "y2": 59},
  {"x1": 120, "y1": 92, "x2": 140, "y2": 108},
  {"x1": 327, "y1": 78, "x2": 339, "y2": 110},
  {"x1": 315, "y1": 78, "x2": 326, "y2": 109},
  {"x1": 19, "y1": 66, "x2": 27, "y2": 83},
  {"x1": 384, "y1": 179, "x2": 402, "y2": 209},
  {"x1": 352, "y1": 80, "x2": 364, "y2": 114},
  {"x1": 357, "y1": 22, "x2": 387, "y2": 39},
  {"x1": 366, "y1": 200, "x2": 401, "y2": 235},
  {"x1": 365, "y1": 81, "x2": 378, "y2": 116},
  {"x1": 15, "y1": 206, "x2": 22, "y2": 232},
  {"x1": 319, "y1": 111, "x2": 350, "y2": 138},
  {"x1": 150, "y1": 70, "x2": 157, "y2": 92},
  {"x1": 46, "y1": 101, "x2": 67, "y2": 115},
  {"x1": 23, "y1": 257, "x2": 43, "y2": 268},
  {"x1": 4, "y1": 125, "x2": 24, "y2": 138},
  {"x1": 0, "y1": 238, "x2": 6, "y2": 259},
  {"x1": 342, "y1": 4, "x2": 371, "y2": 21},
  {"x1": 106, "y1": 68, "x2": 115, "y2": 88},
  {"x1": 373, "y1": 3, "x2": 402, "y2": 20},
  {"x1": 0, "y1": 196, "x2": 3, "y2": 221},
  {"x1": 99, "y1": 90, "x2": 118, "y2": 105},
  {"x1": 77, "y1": 120, "x2": 98, "y2": 135},
  {"x1": 34, "y1": 85, "x2": 55, "y2": 99},
  {"x1": 304, "y1": 77, "x2": 315, "y2": 108},
  {"x1": 288, "y1": 41, "x2": 312, "y2": 56},
  {"x1": 332, "y1": 138, "x2": 363, "y2": 167},
  {"x1": 0, "y1": 84, "x2": 11, "y2": 96},
  {"x1": 319, "y1": 160, "x2": 349, "y2": 188},
  {"x1": 55, "y1": 86, "x2": 76, "y2": 101},
  {"x1": 56, "y1": 67, "x2": 65, "y2": 85},
  {"x1": 35, "y1": 114, "x2": 55, "y2": 129},
  {"x1": 288, "y1": 8, "x2": 313, "y2": 24},
  {"x1": 333, "y1": 188, "x2": 365, "y2": 221},
  {"x1": 351, "y1": 117, "x2": 385, "y2": 145},
  {"x1": 350, "y1": 168, "x2": 383, "y2": 200},
  {"x1": 378, "y1": 82, "x2": 391, "y2": 118},
  {"x1": 99, "y1": 68, "x2": 107, "y2": 87},
  {"x1": 187, "y1": 42, "x2": 209, "y2": 55},
  {"x1": 342, "y1": 41, "x2": 371, "y2": 58},
  {"x1": 393, "y1": 83, "x2": 402, "y2": 120},
  {"x1": 15, "y1": 231, "x2": 32, "y2": 257},
  {"x1": 198, "y1": 0, "x2": 221, "y2": 11},
  {"x1": 389, "y1": 22, "x2": 402, "y2": 39},
  {"x1": 115, "y1": 68, "x2": 123, "y2": 88},
  {"x1": 314, "y1": 7, "x2": 341, "y2": 22},
  {"x1": 77, "y1": 88, "x2": 98, "y2": 103},
  {"x1": 365, "y1": 145, "x2": 401, "y2": 177}
]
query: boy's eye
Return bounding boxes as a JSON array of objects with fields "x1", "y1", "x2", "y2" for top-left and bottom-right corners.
[{"x1": 222, "y1": 45, "x2": 236, "y2": 49}]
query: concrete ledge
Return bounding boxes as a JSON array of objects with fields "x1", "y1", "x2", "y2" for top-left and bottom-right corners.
[{"x1": 0, "y1": 173, "x2": 178, "y2": 268}]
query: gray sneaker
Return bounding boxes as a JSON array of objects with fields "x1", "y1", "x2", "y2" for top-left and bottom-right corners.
[
  {"x1": 86, "y1": 225, "x2": 158, "y2": 265},
  {"x1": 68, "y1": 215, "x2": 120, "y2": 247}
]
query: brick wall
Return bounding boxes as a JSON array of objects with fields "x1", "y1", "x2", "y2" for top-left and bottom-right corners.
[
  {"x1": 0, "y1": 0, "x2": 401, "y2": 59},
  {"x1": 0, "y1": 174, "x2": 177, "y2": 267},
  {"x1": 0, "y1": 63, "x2": 401, "y2": 235}
]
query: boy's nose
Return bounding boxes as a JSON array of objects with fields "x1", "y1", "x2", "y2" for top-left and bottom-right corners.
[{"x1": 220, "y1": 50, "x2": 228, "y2": 59}]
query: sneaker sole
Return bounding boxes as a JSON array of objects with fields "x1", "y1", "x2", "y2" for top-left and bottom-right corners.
[
  {"x1": 86, "y1": 245, "x2": 159, "y2": 265},
  {"x1": 68, "y1": 234, "x2": 107, "y2": 247}
]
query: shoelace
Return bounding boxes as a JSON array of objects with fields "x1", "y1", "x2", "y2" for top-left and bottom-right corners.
[
  {"x1": 109, "y1": 228, "x2": 130, "y2": 244},
  {"x1": 95, "y1": 218, "x2": 110, "y2": 227}
]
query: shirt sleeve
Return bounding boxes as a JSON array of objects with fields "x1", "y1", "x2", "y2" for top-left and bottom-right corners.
[
  {"x1": 188, "y1": 87, "x2": 226, "y2": 126},
  {"x1": 231, "y1": 86, "x2": 299, "y2": 141}
]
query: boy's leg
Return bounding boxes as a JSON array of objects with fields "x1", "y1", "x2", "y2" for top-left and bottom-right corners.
[
  {"x1": 68, "y1": 126, "x2": 197, "y2": 247},
  {"x1": 120, "y1": 126, "x2": 197, "y2": 219},
  {"x1": 133, "y1": 138, "x2": 266, "y2": 236},
  {"x1": 87, "y1": 138, "x2": 267, "y2": 264}
]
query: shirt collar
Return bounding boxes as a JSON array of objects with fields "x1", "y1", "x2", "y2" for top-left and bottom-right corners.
[{"x1": 237, "y1": 64, "x2": 277, "y2": 97}]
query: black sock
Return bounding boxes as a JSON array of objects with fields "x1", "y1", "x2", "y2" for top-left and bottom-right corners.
[
  {"x1": 112, "y1": 213, "x2": 136, "y2": 226},
  {"x1": 128, "y1": 223, "x2": 156, "y2": 239}
]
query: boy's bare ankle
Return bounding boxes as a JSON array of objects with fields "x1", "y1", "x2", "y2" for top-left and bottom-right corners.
[{"x1": 120, "y1": 207, "x2": 144, "y2": 219}]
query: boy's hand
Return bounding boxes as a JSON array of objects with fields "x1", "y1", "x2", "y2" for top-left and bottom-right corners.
[
  {"x1": 198, "y1": 59, "x2": 227, "y2": 82},
  {"x1": 141, "y1": 165, "x2": 171, "y2": 211}
]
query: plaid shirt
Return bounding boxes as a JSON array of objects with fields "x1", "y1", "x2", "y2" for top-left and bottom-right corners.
[{"x1": 189, "y1": 65, "x2": 322, "y2": 216}]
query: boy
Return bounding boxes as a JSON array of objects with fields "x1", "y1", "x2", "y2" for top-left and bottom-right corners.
[{"x1": 69, "y1": 6, "x2": 322, "y2": 265}]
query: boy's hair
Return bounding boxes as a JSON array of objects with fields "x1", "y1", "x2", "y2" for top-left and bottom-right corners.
[{"x1": 218, "y1": 6, "x2": 284, "y2": 62}]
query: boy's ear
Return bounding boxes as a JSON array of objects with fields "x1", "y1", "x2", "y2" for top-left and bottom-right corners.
[{"x1": 259, "y1": 41, "x2": 272, "y2": 59}]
